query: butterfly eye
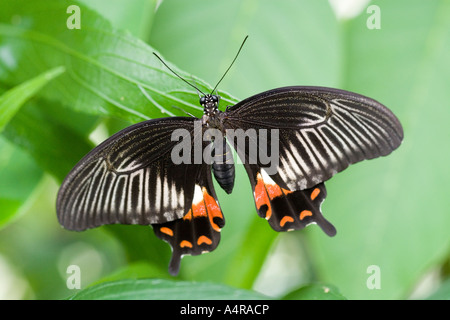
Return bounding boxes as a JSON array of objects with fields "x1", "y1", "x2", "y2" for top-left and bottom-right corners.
[
  {"x1": 212, "y1": 95, "x2": 219, "y2": 103},
  {"x1": 199, "y1": 96, "x2": 206, "y2": 105}
]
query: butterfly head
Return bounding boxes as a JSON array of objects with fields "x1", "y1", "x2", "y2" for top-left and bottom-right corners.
[
  {"x1": 200, "y1": 94, "x2": 221, "y2": 127},
  {"x1": 200, "y1": 94, "x2": 220, "y2": 115}
]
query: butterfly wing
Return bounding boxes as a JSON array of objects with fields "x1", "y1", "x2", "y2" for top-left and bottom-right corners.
[
  {"x1": 57, "y1": 117, "x2": 226, "y2": 275},
  {"x1": 245, "y1": 164, "x2": 336, "y2": 236},
  {"x1": 224, "y1": 86, "x2": 403, "y2": 191},
  {"x1": 57, "y1": 117, "x2": 204, "y2": 231},
  {"x1": 223, "y1": 86, "x2": 403, "y2": 234},
  {"x1": 153, "y1": 163, "x2": 225, "y2": 275}
]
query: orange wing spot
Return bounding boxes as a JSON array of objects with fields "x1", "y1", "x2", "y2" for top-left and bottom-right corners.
[
  {"x1": 160, "y1": 227, "x2": 173, "y2": 237},
  {"x1": 310, "y1": 188, "x2": 321, "y2": 201},
  {"x1": 197, "y1": 235, "x2": 213, "y2": 245},
  {"x1": 202, "y1": 188, "x2": 223, "y2": 219},
  {"x1": 254, "y1": 174, "x2": 272, "y2": 219},
  {"x1": 280, "y1": 216, "x2": 294, "y2": 227},
  {"x1": 180, "y1": 240, "x2": 193, "y2": 248},
  {"x1": 202, "y1": 188, "x2": 223, "y2": 232},
  {"x1": 183, "y1": 209, "x2": 193, "y2": 221},
  {"x1": 191, "y1": 199, "x2": 207, "y2": 218},
  {"x1": 254, "y1": 175, "x2": 269, "y2": 208},
  {"x1": 265, "y1": 183, "x2": 283, "y2": 200},
  {"x1": 259, "y1": 174, "x2": 290, "y2": 199},
  {"x1": 300, "y1": 210, "x2": 313, "y2": 220},
  {"x1": 255, "y1": 173, "x2": 291, "y2": 219}
]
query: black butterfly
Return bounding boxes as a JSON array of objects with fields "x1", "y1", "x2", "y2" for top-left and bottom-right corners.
[{"x1": 56, "y1": 47, "x2": 403, "y2": 276}]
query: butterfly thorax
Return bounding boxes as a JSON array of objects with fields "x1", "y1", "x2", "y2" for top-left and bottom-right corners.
[{"x1": 200, "y1": 94, "x2": 222, "y2": 128}]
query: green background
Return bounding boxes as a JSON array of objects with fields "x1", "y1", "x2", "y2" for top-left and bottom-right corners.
[{"x1": 0, "y1": 0, "x2": 449, "y2": 300}]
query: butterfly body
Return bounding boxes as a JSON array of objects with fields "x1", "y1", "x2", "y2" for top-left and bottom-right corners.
[
  {"x1": 57, "y1": 86, "x2": 403, "y2": 275},
  {"x1": 211, "y1": 137, "x2": 235, "y2": 194}
]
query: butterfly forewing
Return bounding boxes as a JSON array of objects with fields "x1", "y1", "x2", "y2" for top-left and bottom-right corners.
[
  {"x1": 223, "y1": 86, "x2": 403, "y2": 191},
  {"x1": 56, "y1": 117, "x2": 202, "y2": 231}
]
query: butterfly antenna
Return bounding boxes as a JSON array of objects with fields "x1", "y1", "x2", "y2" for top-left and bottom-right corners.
[
  {"x1": 170, "y1": 104, "x2": 196, "y2": 117},
  {"x1": 190, "y1": 76, "x2": 204, "y2": 99},
  {"x1": 153, "y1": 52, "x2": 207, "y2": 96},
  {"x1": 211, "y1": 35, "x2": 248, "y2": 95}
]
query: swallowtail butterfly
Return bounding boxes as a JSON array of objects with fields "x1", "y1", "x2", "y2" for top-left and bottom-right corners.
[{"x1": 56, "y1": 40, "x2": 403, "y2": 275}]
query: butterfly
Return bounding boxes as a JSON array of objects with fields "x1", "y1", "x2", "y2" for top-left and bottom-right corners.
[{"x1": 56, "y1": 41, "x2": 403, "y2": 276}]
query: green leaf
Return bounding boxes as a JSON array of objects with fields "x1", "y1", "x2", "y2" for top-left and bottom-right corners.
[
  {"x1": 425, "y1": 278, "x2": 450, "y2": 300},
  {"x1": 104, "y1": 224, "x2": 171, "y2": 270},
  {"x1": 0, "y1": 0, "x2": 237, "y2": 123},
  {"x1": 0, "y1": 136, "x2": 43, "y2": 228},
  {"x1": 282, "y1": 283, "x2": 346, "y2": 300},
  {"x1": 307, "y1": 0, "x2": 450, "y2": 299},
  {"x1": 223, "y1": 216, "x2": 278, "y2": 289},
  {"x1": 2, "y1": 98, "x2": 97, "y2": 182},
  {"x1": 78, "y1": 0, "x2": 158, "y2": 40},
  {"x1": 0, "y1": 198, "x2": 21, "y2": 226},
  {"x1": 90, "y1": 262, "x2": 171, "y2": 287},
  {"x1": 66, "y1": 278, "x2": 271, "y2": 300},
  {"x1": 0, "y1": 66, "x2": 65, "y2": 131}
]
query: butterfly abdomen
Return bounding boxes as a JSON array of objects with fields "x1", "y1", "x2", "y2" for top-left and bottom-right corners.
[
  {"x1": 212, "y1": 138, "x2": 235, "y2": 194},
  {"x1": 212, "y1": 162, "x2": 235, "y2": 194}
]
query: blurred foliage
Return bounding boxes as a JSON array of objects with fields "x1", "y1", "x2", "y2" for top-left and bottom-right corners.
[
  {"x1": 67, "y1": 278, "x2": 270, "y2": 300},
  {"x1": 0, "y1": 0, "x2": 449, "y2": 300},
  {"x1": 281, "y1": 283, "x2": 346, "y2": 300}
]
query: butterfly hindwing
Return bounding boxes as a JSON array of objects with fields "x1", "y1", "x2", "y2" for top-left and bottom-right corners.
[
  {"x1": 248, "y1": 165, "x2": 336, "y2": 236},
  {"x1": 153, "y1": 164, "x2": 225, "y2": 275}
]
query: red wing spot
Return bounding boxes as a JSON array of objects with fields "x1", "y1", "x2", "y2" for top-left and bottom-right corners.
[
  {"x1": 265, "y1": 184, "x2": 283, "y2": 200},
  {"x1": 254, "y1": 175, "x2": 268, "y2": 208},
  {"x1": 280, "y1": 216, "x2": 294, "y2": 227},
  {"x1": 180, "y1": 240, "x2": 193, "y2": 248},
  {"x1": 255, "y1": 174, "x2": 272, "y2": 219},
  {"x1": 255, "y1": 173, "x2": 290, "y2": 220},
  {"x1": 310, "y1": 188, "x2": 321, "y2": 201},
  {"x1": 202, "y1": 188, "x2": 223, "y2": 219},
  {"x1": 192, "y1": 199, "x2": 207, "y2": 218},
  {"x1": 300, "y1": 210, "x2": 313, "y2": 220},
  {"x1": 197, "y1": 235, "x2": 213, "y2": 245},
  {"x1": 160, "y1": 227, "x2": 173, "y2": 236},
  {"x1": 202, "y1": 188, "x2": 223, "y2": 232},
  {"x1": 183, "y1": 209, "x2": 193, "y2": 221},
  {"x1": 259, "y1": 174, "x2": 291, "y2": 200}
]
